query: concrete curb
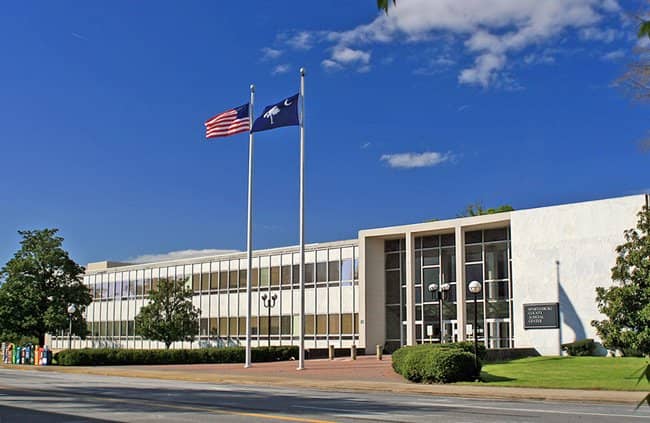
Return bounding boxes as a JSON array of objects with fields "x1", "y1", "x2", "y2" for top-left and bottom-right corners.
[{"x1": 1, "y1": 364, "x2": 646, "y2": 405}]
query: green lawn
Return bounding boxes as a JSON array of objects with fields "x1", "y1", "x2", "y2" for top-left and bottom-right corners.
[{"x1": 464, "y1": 356, "x2": 649, "y2": 391}]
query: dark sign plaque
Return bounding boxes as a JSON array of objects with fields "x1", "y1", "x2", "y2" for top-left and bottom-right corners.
[{"x1": 524, "y1": 303, "x2": 560, "y2": 329}]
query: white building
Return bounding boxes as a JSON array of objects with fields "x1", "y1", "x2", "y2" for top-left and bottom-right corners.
[{"x1": 52, "y1": 194, "x2": 649, "y2": 356}]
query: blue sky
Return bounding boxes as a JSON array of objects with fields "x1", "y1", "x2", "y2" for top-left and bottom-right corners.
[{"x1": 0, "y1": 1, "x2": 648, "y2": 266}]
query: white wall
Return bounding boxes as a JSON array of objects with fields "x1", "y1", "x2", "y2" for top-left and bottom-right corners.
[{"x1": 511, "y1": 195, "x2": 646, "y2": 355}]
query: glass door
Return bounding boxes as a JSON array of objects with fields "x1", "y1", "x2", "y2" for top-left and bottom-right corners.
[{"x1": 442, "y1": 319, "x2": 458, "y2": 343}]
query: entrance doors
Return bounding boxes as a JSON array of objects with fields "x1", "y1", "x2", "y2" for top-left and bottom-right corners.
[{"x1": 442, "y1": 319, "x2": 458, "y2": 343}]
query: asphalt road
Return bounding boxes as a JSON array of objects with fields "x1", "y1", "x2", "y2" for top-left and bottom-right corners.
[{"x1": 0, "y1": 368, "x2": 649, "y2": 422}]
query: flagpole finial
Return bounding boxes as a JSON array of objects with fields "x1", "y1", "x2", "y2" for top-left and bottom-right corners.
[
  {"x1": 300, "y1": 67, "x2": 305, "y2": 76},
  {"x1": 250, "y1": 84, "x2": 255, "y2": 93}
]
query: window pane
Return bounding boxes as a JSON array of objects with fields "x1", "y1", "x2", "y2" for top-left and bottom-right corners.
[
  {"x1": 201, "y1": 272, "x2": 210, "y2": 291},
  {"x1": 485, "y1": 243, "x2": 508, "y2": 280},
  {"x1": 484, "y1": 227, "x2": 508, "y2": 242},
  {"x1": 328, "y1": 261, "x2": 339, "y2": 281},
  {"x1": 192, "y1": 274, "x2": 200, "y2": 292},
  {"x1": 422, "y1": 236, "x2": 438, "y2": 248},
  {"x1": 252, "y1": 268, "x2": 259, "y2": 288},
  {"x1": 219, "y1": 271, "x2": 228, "y2": 290},
  {"x1": 316, "y1": 262, "x2": 327, "y2": 282},
  {"x1": 270, "y1": 266, "x2": 280, "y2": 286},
  {"x1": 229, "y1": 271, "x2": 238, "y2": 289},
  {"x1": 305, "y1": 263, "x2": 314, "y2": 284},
  {"x1": 281, "y1": 316, "x2": 291, "y2": 335},
  {"x1": 342, "y1": 314, "x2": 353, "y2": 334},
  {"x1": 465, "y1": 245, "x2": 482, "y2": 262},
  {"x1": 292, "y1": 265, "x2": 299, "y2": 284},
  {"x1": 465, "y1": 230, "x2": 482, "y2": 244},
  {"x1": 210, "y1": 271, "x2": 219, "y2": 290},
  {"x1": 386, "y1": 270, "x2": 401, "y2": 304},
  {"x1": 384, "y1": 239, "x2": 402, "y2": 252},
  {"x1": 441, "y1": 233, "x2": 455, "y2": 246},
  {"x1": 281, "y1": 265, "x2": 291, "y2": 285},
  {"x1": 422, "y1": 249, "x2": 439, "y2": 266},
  {"x1": 341, "y1": 259, "x2": 353, "y2": 281},
  {"x1": 260, "y1": 268, "x2": 269, "y2": 286},
  {"x1": 239, "y1": 269, "x2": 247, "y2": 288},
  {"x1": 328, "y1": 314, "x2": 340, "y2": 334},
  {"x1": 316, "y1": 315, "x2": 327, "y2": 335},
  {"x1": 385, "y1": 253, "x2": 400, "y2": 269},
  {"x1": 441, "y1": 248, "x2": 456, "y2": 283},
  {"x1": 305, "y1": 315, "x2": 315, "y2": 335}
]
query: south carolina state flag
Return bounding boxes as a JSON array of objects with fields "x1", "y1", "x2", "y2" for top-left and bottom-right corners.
[{"x1": 251, "y1": 93, "x2": 299, "y2": 133}]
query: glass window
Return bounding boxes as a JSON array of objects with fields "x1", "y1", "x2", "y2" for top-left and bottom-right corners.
[
  {"x1": 385, "y1": 270, "x2": 401, "y2": 304},
  {"x1": 239, "y1": 317, "x2": 246, "y2": 336},
  {"x1": 422, "y1": 249, "x2": 439, "y2": 266},
  {"x1": 316, "y1": 315, "x2": 327, "y2": 335},
  {"x1": 229, "y1": 317, "x2": 238, "y2": 336},
  {"x1": 260, "y1": 268, "x2": 269, "y2": 286},
  {"x1": 209, "y1": 318, "x2": 218, "y2": 336},
  {"x1": 305, "y1": 263, "x2": 314, "y2": 284},
  {"x1": 328, "y1": 314, "x2": 340, "y2": 334},
  {"x1": 219, "y1": 318, "x2": 228, "y2": 337},
  {"x1": 292, "y1": 264, "x2": 299, "y2": 284},
  {"x1": 219, "y1": 271, "x2": 228, "y2": 290},
  {"x1": 316, "y1": 262, "x2": 327, "y2": 282},
  {"x1": 259, "y1": 316, "x2": 269, "y2": 335},
  {"x1": 251, "y1": 268, "x2": 259, "y2": 288},
  {"x1": 342, "y1": 314, "x2": 353, "y2": 334},
  {"x1": 229, "y1": 270, "x2": 238, "y2": 289},
  {"x1": 192, "y1": 274, "x2": 200, "y2": 292},
  {"x1": 441, "y1": 233, "x2": 455, "y2": 246},
  {"x1": 484, "y1": 227, "x2": 508, "y2": 242},
  {"x1": 485, "y1": 280, "x2": 509, "y2": 300},
  {"x1": 281, "y1": 316, "x2": 291, "y2": 335},
  {"x1": 441, "y1": 248, "x2": 456, "y2": 283},
  {"x1": 270, "y1": 266, "x2": 280, "y2": 286},
  {"x1": 485, "y1": 243, "x2": 508, "y2": 280},
  {"x1": 328, "y1": 261, "x2": 339, "y2": 281},
  {"x1": 422, "y1": 235, "x2": 438, "y2": 248},
  {"x1": 281, "y1": 265, "x2": 291, "y2": 285},
  {"x1": 239, "y1": 269, "x2": 247, "y2": 288},
  {"x1": 465, "y1": 245, "x2": 482, "y2": 262},
  {"x1": 385, "y1": 253, "x2": 400, "y2": 269},
  {"x1": 385, "y1": 306, "x2": 400, "y2": 339},
  {"x1": 200, "y1": 318, "x2": 208, "y2": 336},
  {"x1": 354, "y1": 258, "x2": 359, "y2": 280},
  {"x1": 270, "y1": 316, "x2": 279, "y2": 335},
  {"x1": 305, "y1": 315, "x2": 315, "y2": 335},
  {"x1": 341, "y1": 259, "x2": 353, "y2": 281},
  {"x1": 210, "y1": 271, "x2": 219, "y2": 290},
  {"x1": 465, "y1": 230, "x2": 482, "y2": 244},
  {"x1": 201, "y1": 273, "x2": 210, "y2": 292},
  {"x1": 486, "y1": 301, "x2": 510, "y2": 319},
  {"x1": 384, "y1": 239, "x2": 402, "y2": 252}
]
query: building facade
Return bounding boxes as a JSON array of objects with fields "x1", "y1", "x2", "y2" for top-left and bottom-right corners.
[{"x1": 52, "y1": 194, "x2": 649, "y2": 355}]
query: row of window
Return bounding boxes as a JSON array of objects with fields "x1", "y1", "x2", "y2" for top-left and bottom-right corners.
[
  {"x1": 87, "y1": 259, "x2": 359, "y2": 300},
  {"x1": 63, "y1": 313, "x2": 360, "y2": 339}
]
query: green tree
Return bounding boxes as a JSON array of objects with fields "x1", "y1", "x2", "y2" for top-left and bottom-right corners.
[
  {"x1": 460, "y1": 203, "x2": 514, "y2": 217},
  {"x1": 134, "y1": 278, "x2": 200, "y2": 349},
  {"x1": 377, "y1": 0, "x2": 396, "y2": 13},
  {"x1": 0, "y1": 229, "x2": 90, "y2": 346},
  {"x1": 592, "y1": 205, "x2": 650, "y2": 356}
]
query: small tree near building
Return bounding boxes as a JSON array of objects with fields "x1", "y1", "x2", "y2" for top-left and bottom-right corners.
[
  {"x1": 0, "y1": 229, "x2": 91, "y2": 346},
  {"x1": 592, "y1": 204, "x2": 650, "y2": 356},
  {"x1": 135, "y1": 278, "x2": 200, "y2": 349}
]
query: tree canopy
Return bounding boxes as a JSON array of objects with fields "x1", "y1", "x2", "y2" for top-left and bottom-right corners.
[
  {"x1": 459, "y1": 203, "x2": 515, "y2": 217},
  {"x1": 134, "y1": 278, "x2": 200, "y2": 349},
  {"x1": 592, "y1": 205, "x2": 650, "y2": 356},
  {"x1": 0, "y1": 229, "x2": 91, "y2": 346}
]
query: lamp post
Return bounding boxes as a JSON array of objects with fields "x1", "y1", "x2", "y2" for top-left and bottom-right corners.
[
  {"x1": 261, "y1": 293, "x2": 277, "y2": 348},
  {"x1": 67, "y1": 304, "x2": 76, "y2": 350},
  {"x1": 427, "y1": 283, "x2": 450, "y2": 343},
  {"x1": 468, "y1": 280, "x2": 482, "y2": 373}
]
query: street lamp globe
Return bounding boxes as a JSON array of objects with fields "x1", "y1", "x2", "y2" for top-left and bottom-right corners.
[
  {"x1": 440, "y1": 283, "x2": 451, "y2": 292},
  {"x1": 427, "y1": 283, "x2": 438, "y2": 293},
  {"x1": 468, "y1": 280, "x2": 482, "y2": 294},
  {"x1": 67, "y1": 304, "x2": 76, "y2": 315}
]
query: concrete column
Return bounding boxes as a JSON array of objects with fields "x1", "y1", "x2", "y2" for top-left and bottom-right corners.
[
  {"x1": 455, "y1": 226, "x2": 466, "y2": 341},
  {"x1": 405, "y1": 231, "x2": 416, "y2": 345}
]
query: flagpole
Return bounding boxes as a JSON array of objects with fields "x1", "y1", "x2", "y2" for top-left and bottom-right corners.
[
  {"x1": 245, "y1": 84, "x2": 255, "y2": 369},
  {"x1": 297, "y1": 68, "x2": 306, "y2": 371}
]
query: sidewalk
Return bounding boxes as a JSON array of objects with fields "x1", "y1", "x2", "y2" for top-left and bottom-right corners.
[{"x1": 2, "y1": 355, "x2": 646, "y2": 405}]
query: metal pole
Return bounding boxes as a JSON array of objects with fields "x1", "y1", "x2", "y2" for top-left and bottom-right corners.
[
  {"x1": 68, "y1": 315, "x2": 72, "y2": 350},
  {"x1": 267, "y1": 299, "x2": 271, "y2": 348},
  {"x1": 245, "y1": 85, "x2": 255, "y2": 368},
  {"x1": 473, "y1": 293, "x2": 478, "y2": 371},
  {"x1": 439, "y1": 293, "x2": 444, "y2": 343},
  {"x1": 298, "y1": 67, "x2": 306, "y2": 370}
]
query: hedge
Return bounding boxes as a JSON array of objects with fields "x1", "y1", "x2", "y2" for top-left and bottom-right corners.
[
  {"x1": 561, "y1": 339, "x2": 595, "y2": 356},
  {"x1": 54, "y1": 346, "x2": 298, "y2": 366},
  {"x1": 392, "y1": 343, "x2": 481, "y2": 383}
]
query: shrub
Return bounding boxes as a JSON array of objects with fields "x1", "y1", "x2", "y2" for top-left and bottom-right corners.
[
  {"x1": 561, "y1": 339, "x2": 595, "y2": 356},
  {"x1": 392, "y1": 344, "x2": 481, "y2": 383},
  {"x1": 54, "y1": 346, "x2": 298, "y2": 366}
]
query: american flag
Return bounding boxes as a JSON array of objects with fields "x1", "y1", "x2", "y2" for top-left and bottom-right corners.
[{"x1": 204, "y1": 103, "x2": 250, "y2": 139}]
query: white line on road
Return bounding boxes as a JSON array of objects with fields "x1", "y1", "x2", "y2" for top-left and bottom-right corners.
[{"x1": 293, "y1": 402, "x2": 650, "y2": 420}]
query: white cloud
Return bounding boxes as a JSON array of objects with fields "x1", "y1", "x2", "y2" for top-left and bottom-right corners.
[
  {"x1": 300, "y1": 0, "x2": 621, "y2": 87},
  {"x1": 601, "y1": 49, "x2": 625, "y2": 61},
  {"x1": 286, "y1": 31, "x2": 313, "y2": 50},
  {"x1": 129, "y1": 249, "x2": 239, "y2": 264},
  {"x1": 361, "y1": 141, "x2": 372, "y2": 149},
  {"x1": 321, "y1": 59, "x2": 343, "y2": 71},
  {"x1": 332, "y1": 47, "x2": 371, "y2": 64},
  {"x1": 261, "y1": 47, "x2": 283, "y2": 61},
  {"x1": 457, "y1": 104, "x2": 470, "y2": 112},
  {"x1": 271, "y1": 63, "x2": 291, "y2": 75},
  {"x1": 380, "y1": 151, "x2": 452, "y2": 169}
]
